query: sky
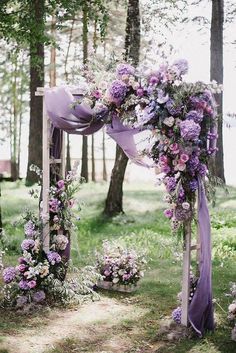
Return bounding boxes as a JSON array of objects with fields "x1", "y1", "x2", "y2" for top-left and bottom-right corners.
[{"x1": 1, "y1": 0, "x2": 236, "y2": 185}]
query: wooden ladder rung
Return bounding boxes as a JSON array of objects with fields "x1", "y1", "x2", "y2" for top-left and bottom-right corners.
[
  {"x1": 190, "y1": 244, "x2": 200, "y2": 251},
  {"x1": 50, "y1": 159, "x2": 61, "y2": 164}
]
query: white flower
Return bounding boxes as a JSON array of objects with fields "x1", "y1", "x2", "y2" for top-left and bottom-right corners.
[
  {"x1": 228, "y1": 303, "x2": 236, "y2": 313},
  {"x1": 112, "y1": 277, "x2": 119, "y2": 284},
  {"x1": 54, "y1": 234, "x2": 69, "y2": 251},
  {"x1": 182, "y1": 202, "x2": 190, "y2": 210},
  {"x1": 163, "y1": 116, "x2": 175, "y2": 127}
]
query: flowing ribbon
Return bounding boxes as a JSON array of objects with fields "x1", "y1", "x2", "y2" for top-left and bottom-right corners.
[{"x1": 188, "y1": 177, "x2": 214, "y2": 336}]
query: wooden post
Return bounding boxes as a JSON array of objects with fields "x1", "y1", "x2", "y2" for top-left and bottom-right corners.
[
  {"x1": 60, "y1": 131, "x2": 66, "y2": 178},
  {"x1": 42, "y1": 95, "x2": 50, "y2": 253},
  {"x1": 181, "y1": 219, "x2": 192, "y2": 326}
]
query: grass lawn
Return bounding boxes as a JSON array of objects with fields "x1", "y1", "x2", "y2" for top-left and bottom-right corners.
[{"x1": 0, "y1": 180, "x2": 236, "y2": 353}]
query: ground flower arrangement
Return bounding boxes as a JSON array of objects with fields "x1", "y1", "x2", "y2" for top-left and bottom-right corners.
[
  {"x1": 228, "y1": 282, "x2": 236, "y2": 341},
  {"x1": 1, "y1": 170, "x2": 100, "y2": 309},
  {"x1": 95, "y1": 241, "x2": 147, "y2": 292}
]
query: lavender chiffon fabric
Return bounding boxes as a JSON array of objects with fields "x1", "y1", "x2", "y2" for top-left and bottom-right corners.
[
  {"x1": 188, "y1": 178, "x2": 214, "y2": 336},
  {"x1": 45, "y1": 86, "x2": 214, "y2": 336}
]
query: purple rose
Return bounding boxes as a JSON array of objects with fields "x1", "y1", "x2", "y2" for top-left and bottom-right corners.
[
  {"x1": 116, "y1": 63, "x2": 135, "y2": 78},
  {"x1": 49, "y1": 198, "x2": 60, "y2": 213},
  {"x1": 3, "y1": 267, "x2": 16, "y2": 284},
  {"x1": 172, "y1": 306, "x2": 182, "y2": 324},
  {"x1": 186, "y1": 110, "x2": 203, "y2": 123},
  {"x1": 107, "y1": 80, "x2": 127, "y2": 106},
  {"x1": 17, "y1": 264, "x2": 27, "y2": 273},
  {"x1": 21, "y1": 239, "x2": 35, "y2": 251},
  {"x1": 180, "y1": 120, "x2": 201, "y2": 141},
  {"x1": 33, "y1": 290, "x2": 46, "y2": 303},
  {"x1": 47, "y1": 251, "x2": 61, "y2": 265}
]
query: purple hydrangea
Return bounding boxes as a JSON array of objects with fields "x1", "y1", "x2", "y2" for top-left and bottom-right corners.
[
  {"x1": 24, "y1": 220, "x2": 36, "y2": 238},
  {"x1": 16, "y1": 295, "x2": 28, "y2": 307},
  {"x1": 180, "y1": 120, "x2": 201, "y2": 141},
  {"x1": 165, "y1": 177, "x2": 177, "y2": 193},
  {"x1": 172, "y1": 59, "x2": 189, "y2": 76},
  {"x1": 178, "y1": 187, "x2": 185, "y2": 203},
  {"x1": 116, "y1": 63, "x2": 135, "y2": 78},
  {"x1": 189, "y1": 179, "x2": 198, "y2": 192},
  {"x1": 21, "y1": 239, "x2": 35, "y2": 251},
  {"x1": 28, "y1": 280, "x2": 37, "y2": 289},
  {"x1": 47, "y1": 251, "x2": 61, "y2": 265},
  {"x1": 175, "y1": 205, "x2": 192, "y2": 221},
  {"x1": 107, "y1": 80, "x2": 127, "y2": 106},
  {"x1": 172, "y1": 306, "x2": 182, "y2": 324},
  {"x1": 19, "y1": 279, "x2": 29, "y2": 290},
  {"x1": 3, "y1": 267, "x2": 16, "y2": 284},
  {"x1": 197, "y1": 163, "x2": 207, "y2": 177},
  {"x1": 33, "y1": 290, "x2": 46, "y2": 303},
  {"x1": 186, "y1": 110, "x2": 203, "y2": 123},
  {"x1": 188, "y1": 156, "x2": 200, "y2": 171},
  {"x1": 165, "y1": 99, "x2": 182, "y2": 116}
]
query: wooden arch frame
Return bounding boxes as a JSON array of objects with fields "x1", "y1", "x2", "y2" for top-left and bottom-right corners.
[{"x1": 36, "y1": 86, "x2": 201, "y2": 327}]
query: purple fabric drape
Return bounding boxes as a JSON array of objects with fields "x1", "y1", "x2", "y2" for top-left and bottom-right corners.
[{"x1": 188, "y1": 178, "x2": 214, "y2": 336}]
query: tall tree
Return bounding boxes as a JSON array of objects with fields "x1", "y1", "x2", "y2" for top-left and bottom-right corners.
[
  {"x1": 26, "y1": 0, "x2": 45, "y2": 185},
  {"x1": 104, "y1": 0, "x2": 140, "y2": 216},
  {"x1": 210, "y1": 0, "x2": 225, "y2": 182},
  {"x1": 81, "y1": 2, "x2": 89, "y2": 182}
]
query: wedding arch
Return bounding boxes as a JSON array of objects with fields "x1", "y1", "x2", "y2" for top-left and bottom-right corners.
[{"x1": 36, "y1": 60, "x2": 219, "y2": 336}]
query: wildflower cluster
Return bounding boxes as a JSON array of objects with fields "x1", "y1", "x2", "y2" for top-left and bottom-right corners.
[{"x1": 95, "y1": 241, "x2": 147, "y2": 286}]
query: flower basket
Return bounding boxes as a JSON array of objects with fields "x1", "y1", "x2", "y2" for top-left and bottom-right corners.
[{"x1": 97, "y1": 280, "x2": 139, "y2": 293}]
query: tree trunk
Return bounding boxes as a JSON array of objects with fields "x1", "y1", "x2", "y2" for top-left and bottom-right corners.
[
  {"x1": 103, "y1": 0, "x2": 140, "y2": 216},
  {"x1": 91, "y1": 134, "x2": 96, "y2": 182},
  {"x1": 81, "y1": 4, "x2": 89, "y2": 182},
  {"x1": 26, "y1": 0, "x2": 44, "y2": 185},
  {"x1": 11, "y1": 54, "x2": 19, "y2": 181},
  {"x1": 210, "y1": 0, "x2": 225, "y2": 182},
  {"x1": 66, "y1": 133, "x2": 71, "y2": 173},
  {"x1": 102, "y1": 128, "x2": 107, "y2": 181}
]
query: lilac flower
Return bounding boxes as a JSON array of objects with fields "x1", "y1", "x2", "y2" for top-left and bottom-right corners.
[
  {"x1": 116, "y1": 63, "x2": 135, "y2": 78},
  {"x1": 186, "y1": 110, "x2": 203, "y2": 123},
  {"x1": 33, "y1": 290, "x2": 46, "y2": 303},
  {"x1": 57, "y1": 179, "x2": 65, "y2": 190},
  {"x1": 19, "y1": 279, "x2": 29, "y2": 290},
  {"x1": 172, "y1": 59, "x2": 189, "y2": 76},
  {"x1": 189, "y1": 179, "x2": 198, "y2": 192},
  {"x1": 165, "y1": 177, "x2": 177, "y2": 193},
  {"x1": 178, "y1": 187, "x2": 185, "y2": 203},
  {"x1": 172, "y1": 306, "x2": 182, "y2": 324},
  {"x1": 180, "y1": 120, "x2": 201, "y2": 141},
  {"x1": 165, "y1": 99, "x2": 182, "y2": 116},
  {"x1": 107, "y1": 80, "x2": 127, "y2": 106},
  {"x1": 3, "y1": 267, "x2": 16, "y2": 284},
  {"x1": 24, "y1": 220, "x2": 36, "y2": 238},
  {"x1": 47, "y1": 251, "x2": 61, "y2": 265},
  {"x1": 21, "y1": 239, "x2": 35, "y2": 251}
]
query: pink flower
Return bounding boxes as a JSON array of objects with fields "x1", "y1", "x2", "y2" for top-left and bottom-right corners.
[
  {"x1": 92, "y1": 90, "x2": 102, "y2": 99},
  {"x1": 169, "y1": 143, "x2": 179, "y2": 154},
  {"x1": 17, "y1": 264, "x2": 27, "y2": 273},
  {"x1": 28, "y1": 280, "x2": 37, "y2": 289},
  {"x1": 136, "y1": 88, "x2": 144, "y2": 97},
  {"x1": 180, "y1": 154, "x2": 189, "y2": 163},
  {"x1": 164, "y1": 209, "x2": 173, "y2": 219}
]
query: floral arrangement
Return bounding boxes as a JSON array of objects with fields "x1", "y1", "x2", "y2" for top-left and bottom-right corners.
[
  {"x1": 95, "y1": 241, "x2": 147, "y2": 286},
  {"x1": 0, "y1": 171, "x2": 94, "y2": 307},
  {"x1": 78, "y1": 59, "x2": 220, "y2": 232},
  {"x1": 228, "y1": 282, "x2": 236, "y2": 341}
]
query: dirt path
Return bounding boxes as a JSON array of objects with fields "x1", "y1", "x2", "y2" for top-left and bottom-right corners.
[{"x1": 1, "y1": 297, "x2": 154, "y2": 353}]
